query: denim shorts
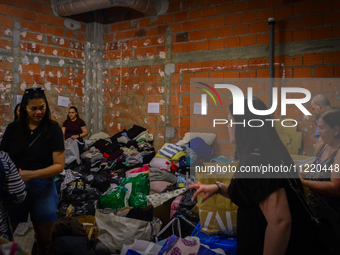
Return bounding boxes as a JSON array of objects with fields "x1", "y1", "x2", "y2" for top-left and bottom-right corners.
[{"x1": 10, "y1": 178, "x2": 58, "y2": 223}]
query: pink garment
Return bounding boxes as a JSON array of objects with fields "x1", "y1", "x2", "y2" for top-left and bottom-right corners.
[
  {"x1": 166, "y1": 238, "x2": 199, "y2": 255},
  {"x1": 130, "y1": 164, "x2": 149, "y2": 173}
]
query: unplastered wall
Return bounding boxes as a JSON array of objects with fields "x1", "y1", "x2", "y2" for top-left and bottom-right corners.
[
  {"x1": 104, "y1": 0, "x2": 340, "y2": 156},
  {"x1": 0, "y1": 0, "x2": 86, "y2": 131}
]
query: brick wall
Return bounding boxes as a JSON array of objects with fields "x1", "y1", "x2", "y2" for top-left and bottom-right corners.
[
  {"x1": 104, "y1": 0, "x2": 340, "y2": 156},
  {"x1": 0, "y1": 0, "x2": 86, "y2": 131}
]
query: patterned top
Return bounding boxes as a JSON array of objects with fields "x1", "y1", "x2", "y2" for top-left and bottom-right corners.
[
  {"x1": 0, "y1": 151, "x2": 26, "y2": 241},
  {"x1": 307, "y1": 146, "x2": 340, "y2": 213}
]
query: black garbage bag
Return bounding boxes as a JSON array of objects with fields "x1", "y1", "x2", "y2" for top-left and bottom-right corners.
[
  {"x1": 178, "y1": 189, "x2": 199, "y2": 224},
  {"x1": 87, "y1": 172, "x2": 110, "y2": 193},
  {"x1": 58, "y1": 185, "x2": 100, "y2": 217},
  {"x1": 179, "y1": 189, "x2": 197, "y2": 210}
]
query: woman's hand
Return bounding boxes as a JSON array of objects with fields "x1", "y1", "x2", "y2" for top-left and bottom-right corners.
[
  {"x1": 71, "y1": 135, "x2": 78, "y2": 140},
  {"x1": 19, "y1": 169, "x2": 35, "y2": 182},
  {"x1": 187, "y1": 181, "x2": 218, "y2": 203}
]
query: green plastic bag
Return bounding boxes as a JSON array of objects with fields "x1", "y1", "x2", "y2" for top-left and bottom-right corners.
[
  {"x1": 99, "y1": 185, "x2": 128, "y2": 210},
  {"x1": 124, "y1": 173, "x2": 150, "y2": 208}
]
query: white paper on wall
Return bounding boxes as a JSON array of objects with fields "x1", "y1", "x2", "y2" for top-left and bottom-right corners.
[
  {"x1": 16, "y1": 95, "x2": 23, "y2": 105},
  {"x1": 58, "y1": 96, "x2": 69, "y2": 108},
  {"x1": 148, "y1": 103, "x2": 159, "y2": 113}
]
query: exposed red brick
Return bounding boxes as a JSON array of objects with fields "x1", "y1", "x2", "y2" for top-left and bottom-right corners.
[
  {"x1": 202, "y1": 29, "x2": 217, "y2": 39},
  {"x1": 324, "y1": 52, "x2": 340, "y2": 64},
  {"x1": 42, "y1": 4, "x2": 54, "y2": 15},
  {"x1": 275, "y1": 5, "x2": 293, "y2": 19},
  {"x1": 0, "y1": 16, "x2": 14, "y2": 28},
  {"x1": 313, "y1": 0, "x2": 332, "y2": 13},
  {"x1": 241, "y1": 12, "x2": 257, "y2": 23},
  {"x1": 183, "y1": 21, "x2": 195, "y2": 31},
  {"x1": 225, "y1": 37, "x2": 240, "y2": 48},
  {"x1": 29, "y1": 1, "x2": 42, "y2": 12},
  {"x1": 312, "y1": 27, "x2": 332, "y2": 40},
  {"x1": 293, "y1": 67, "x2": 312, "y2": 78},
  {"x1": 216, "y1": 3, "x2": 232, "y2": 15},
  {"x1": 189, "y1": 31, "x2": 203, "y2": 41},
  {"x1": 175, "y1": 12, "x2": 187, "y2": 22},
  {"x1": 240, "y1": 35, "x2": 256, "y2": 47},
  {"x1": 22, "y1": 9, "x2": 36, "y2": 21},
  {"x1": 0, "y1": 4, "x2": 7, "y2": 15},
  {"x1": 181, "y1": 42, "x2": 195, "y2": 52},
  {"x1": 303, "y1": 14, "x2": 322, "y2": 28},
  {"x1": 210, "y1": 39, "x2": 224, "y2": 50},
  {"x1": 188, "y1": 9, "x2": 201, "y2": 20},
  {"x1": 195, "y1": 40, "x2": 209, "y2": 51},
  {"x1": 303, "y1": 53, "x2": 322, "y2": 66},
  {"x1": 196, "y1": 19, "x2": 210, "y2": 29},
  {"x1": 225, "y1": 14, "x2": 241, "y2": 26},
  {"x1": 7, "y1": 6, "x2": 20, "y2": 17},
  {"x1": 202, "y1": 6, "x2": 216, "y2": 17},
  {"x1": 232, "y1": 1, "x2": 248, "y2": 13},
  {"x1": 217, "y1": 27, "x2": 232, "y2": 37},
  {"x1": 293, "y1": 29, "x2": 312, "y2": 42},
  {"x1": 28, "y1": 22, "x2": 41, "y2": 33},
  {"x1": 233, "y1": 24, "x2": 248, "y2": 36},
  {"x1": 210, "y1": 16, "x2": 225, "y2": 28},
  {"x1": 314, "y1": 66, "x2": 333, "y2": 78},
  {"x1": 249, "y1": 22, "x2": 266, "y2": 34},
  {"x1": 323, "y1": 13, "x2": 340, "y2": 25}
]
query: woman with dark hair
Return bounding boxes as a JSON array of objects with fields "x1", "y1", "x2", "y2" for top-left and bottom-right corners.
[
  {"x1": 14, "y1": 103, "x2": 20, "y2": 121},
  {"x1": 0, "y1": 87, "x2": 65, "y2": 255},
  {"x1": 302, "y1": 107, "x2": 340, "y2": 243},
  {"x1": 188, "y1": 97, "x2": 327, "y2": 255},
  {"x1": 62, "y1": 106, "x2": 88, "y2": 154}
]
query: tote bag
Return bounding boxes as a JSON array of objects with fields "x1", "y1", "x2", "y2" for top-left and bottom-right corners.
[
  {"x1": 95, "y1": 209, "x2": 162, "y2": 253},
  {"x1": 65, "y1": 138, "x2": 82, "y2": 165}
]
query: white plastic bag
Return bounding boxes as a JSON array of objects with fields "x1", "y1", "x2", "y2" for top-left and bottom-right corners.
[
  {"x1": 120, "y1": 240, "x2": 162, "y2": 255},
  {"x1": 65, "y1": 138, "x2": 81, "y2": 165}
]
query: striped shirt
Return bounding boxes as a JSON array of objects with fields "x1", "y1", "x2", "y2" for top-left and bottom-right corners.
[{"x1": 0, "y1": 151, "x2": 26, "y2": 241}]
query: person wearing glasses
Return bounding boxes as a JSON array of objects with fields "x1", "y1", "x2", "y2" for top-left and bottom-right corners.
[
  {"x1": 62, "y1": 106, "x2": 88, "y2": 154},
  {"x1": 0, "y1": 87, "x2": 65, "y2": 255}
]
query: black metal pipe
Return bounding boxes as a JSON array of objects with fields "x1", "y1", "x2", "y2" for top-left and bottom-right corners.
[{"x1": 268, "y1": 17, "x2": 276, "y2": 107}]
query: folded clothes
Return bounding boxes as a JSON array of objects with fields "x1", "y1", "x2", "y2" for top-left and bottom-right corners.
[{"x1": 159, "y1": 144, "x2": 185, "y2": 158}]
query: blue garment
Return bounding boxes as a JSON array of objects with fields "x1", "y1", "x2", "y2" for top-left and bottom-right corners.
[
  {"x1": 314, "y1": 126, "x2": 320, "y2": 143},
  {"x1": 10, "y1": 178, "x2": 58, "y2": 223}
]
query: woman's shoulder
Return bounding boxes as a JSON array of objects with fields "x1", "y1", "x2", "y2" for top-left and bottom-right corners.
[
  {"x1": 48, "y1": 120, "x2": 63, "y2": 131},
  {"x1": 77, "y1": 118, "x2": 86, "y2": 125}
]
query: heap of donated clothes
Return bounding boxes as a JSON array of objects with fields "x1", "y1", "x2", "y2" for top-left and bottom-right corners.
[{"x1": 54, "y1": 127, "x2": 236, "y2": 255}]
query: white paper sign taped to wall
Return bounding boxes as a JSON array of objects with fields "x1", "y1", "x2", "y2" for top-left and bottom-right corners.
[
  {"x1": 148, "y1": 103, "x2": 159, "y2": 113},
  {"x1": 58, "y1": 96, "x2": 69, "y2": 107},
  {"x1": 16, "y1": 95, "x2": 23, "y2": 105}
]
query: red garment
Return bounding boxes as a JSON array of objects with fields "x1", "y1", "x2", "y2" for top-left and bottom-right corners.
[
  {"x1": 62, "y1": 118, "x2": 86, "y2": 139},
  {"x1": 130, "y1": 164, "x2": 149, "y2": 173}
]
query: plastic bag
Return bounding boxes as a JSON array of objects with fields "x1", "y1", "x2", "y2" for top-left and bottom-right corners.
[
  {"x1": 124, "y1": 173, "x2": 150, "y2": 208},
  {"x1": 65, "y1": 138, "x2": 82, "y2": 165},
  {"x1": 99, "y1": 184, "x2": 130, "y2": 210},
  {"x1": 58, "y1": 183, "x2": 100, "y2": 217}
]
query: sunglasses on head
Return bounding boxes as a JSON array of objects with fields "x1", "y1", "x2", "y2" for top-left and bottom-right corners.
[{"x1": 24, "y1": 87, "x2": 45, "y2": 95}]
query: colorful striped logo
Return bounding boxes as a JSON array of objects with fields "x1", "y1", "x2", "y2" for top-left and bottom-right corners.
[{"x1": 196, "y1": 82, "x2": 222, "y2": 115}]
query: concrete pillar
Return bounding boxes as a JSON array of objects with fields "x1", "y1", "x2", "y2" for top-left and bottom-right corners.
[{"x1": 84, "y1": 11, "x2": 104, "y2": 137}]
